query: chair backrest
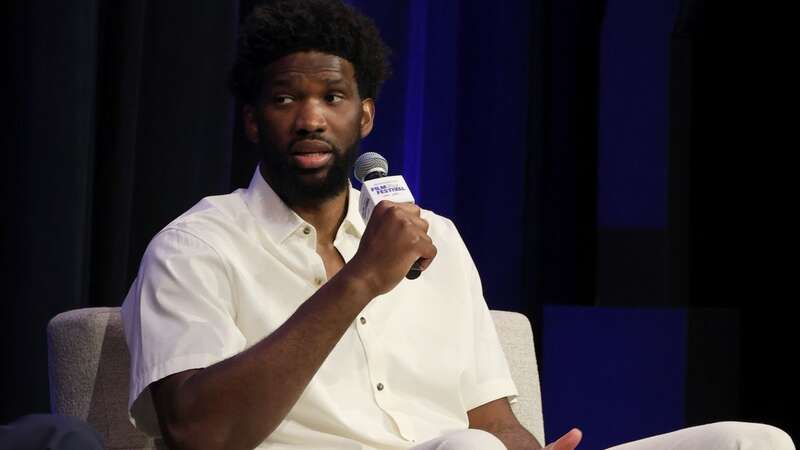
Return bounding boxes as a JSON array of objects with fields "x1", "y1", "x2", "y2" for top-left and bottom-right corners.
[
  {"x1": 47, "y1": 307, "x2": 545, "y2": 449},
  {"x1": 47, "y1": 307, "x2": 157, "y2": 450},
  {"x1": 490, "y1": 310, "x2": 546, "y2": 444}
]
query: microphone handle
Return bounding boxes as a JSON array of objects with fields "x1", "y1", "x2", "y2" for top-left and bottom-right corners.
[
  {"x1": 406, "y1": 260, "x2": 422, "y2": 280},
  {"x1": 362, "y1": 172, "x2": 422, "y2": 280}
]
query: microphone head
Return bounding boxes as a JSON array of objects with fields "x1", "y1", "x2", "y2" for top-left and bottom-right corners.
[{"x1": 353, "y1": 152, "x2": 388, "y2": 182}]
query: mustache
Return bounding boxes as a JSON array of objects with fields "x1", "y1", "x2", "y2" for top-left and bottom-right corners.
[{"x1": 289, "y1": 134, "x2": 336, "y2": 152}]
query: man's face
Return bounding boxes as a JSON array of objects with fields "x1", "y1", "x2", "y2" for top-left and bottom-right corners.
[{"x1": 245, "y1": 51, "x2": 375, "y2": 207}]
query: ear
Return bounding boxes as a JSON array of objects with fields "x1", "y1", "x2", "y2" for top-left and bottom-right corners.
[
  {"x1": 243, "y1": 104, "x2": 260, "y2": 144},
  {"x1": 360, "y1": 98, "x2": 375, "y2": 139}
]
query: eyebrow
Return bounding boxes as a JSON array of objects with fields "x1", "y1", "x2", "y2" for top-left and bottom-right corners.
[
  {"x1": 268, "y1": 75, "x2": 350, "y2": 89},
  {"x1": 324, "y1": 78, "x2": 348, "y2": 87}
]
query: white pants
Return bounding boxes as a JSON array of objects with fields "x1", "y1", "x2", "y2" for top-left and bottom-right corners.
[
  {"x1": 408, "y1": 422, "x2": 795, "y2": 450},
  {"x1": 409, "y1": 429, "x2": 507, "y2": 450},
  {"x1": 607, "y1": 422, "x2": 795, "y2": 450}
]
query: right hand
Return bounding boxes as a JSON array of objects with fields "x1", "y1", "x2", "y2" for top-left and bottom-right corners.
[
  {"x1": 347, "y1": 200, "x2": 437, "y2": 297},
  {"x1": 544, "y1": 428, "x2": 583, "y2": 450}
]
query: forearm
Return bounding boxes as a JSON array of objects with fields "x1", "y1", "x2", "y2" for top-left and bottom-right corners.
[
  {"x1": 163, "y1": 266, "x2": 375, "y2": 450},
  {"x1": 481, "y1": 423, "x2": 543, "y2": 450}
]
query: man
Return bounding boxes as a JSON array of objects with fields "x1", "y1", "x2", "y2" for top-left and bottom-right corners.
[{"x1": 121, "y1": 1, "x2": 794, "y2": 450}]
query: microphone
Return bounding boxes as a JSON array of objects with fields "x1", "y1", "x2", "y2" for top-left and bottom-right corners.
[{"x1": 353, "y1": 152, "x2": 423, "y2": 280}]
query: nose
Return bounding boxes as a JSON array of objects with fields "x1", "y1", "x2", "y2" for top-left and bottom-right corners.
[{"x1": 294, "y1": 99, "x2": 327, "y2": 136}]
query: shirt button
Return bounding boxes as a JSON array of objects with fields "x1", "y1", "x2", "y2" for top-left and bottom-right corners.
[
  {"x1": 314, "y1": 278, "x2": 323, "y2": 286},
  {"x1": 302, "y1": 226, "x2": 311, "y2": 235},
  {"x1": 376, "y1": 382, "x2": 384, "y2": 391},
  {"x1": 359, "y1": 317, "x2": 366, "y2": 325}
]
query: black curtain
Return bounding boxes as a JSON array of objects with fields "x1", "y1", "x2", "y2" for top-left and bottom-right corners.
[
  {"x1": 683, "y1": 1, "x2": 797, "y2": 436},
  {"x1": 2, "y1": 0, "x2": 238, "y2": 422}
]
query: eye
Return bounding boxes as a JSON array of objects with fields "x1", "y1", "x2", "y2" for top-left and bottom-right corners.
[
  {"x1": 326, "y1": 93, "x2": 344, "y2": 104},
  {"x1": 273, "y1": 95, "x2": 294, "y2": 105}
]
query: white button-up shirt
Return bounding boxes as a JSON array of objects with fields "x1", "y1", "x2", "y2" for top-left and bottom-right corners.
[{"x1": 121, "y1": 168, "x2": 517, "y2": 449}]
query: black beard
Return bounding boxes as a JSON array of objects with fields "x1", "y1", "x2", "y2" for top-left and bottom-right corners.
[{"x1": 259, "y1": 135, "x2": 359, "y2": 208}]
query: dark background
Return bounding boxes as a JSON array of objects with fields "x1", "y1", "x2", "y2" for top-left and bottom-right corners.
[{"x1": 2, "y1": 0, "x2": 796, "y2": 447}]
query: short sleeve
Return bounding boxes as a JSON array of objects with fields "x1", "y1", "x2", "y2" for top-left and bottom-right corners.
[
  {"x1": 120, "y1": 228, "x2": 246, "y2": 436},
  {"x1": 450, "y1": 222, "x2": 519, "y2": 411}
]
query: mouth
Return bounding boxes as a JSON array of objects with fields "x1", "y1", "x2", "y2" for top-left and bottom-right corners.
[
  {"x1": 290, "y1": 140, "x2": 334, "y2": 170},
  {"x1": 291, "y1": 152, "x2": 333, "y2": 169}
]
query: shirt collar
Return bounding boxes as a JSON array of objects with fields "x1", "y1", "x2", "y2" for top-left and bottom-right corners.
[
  {"x1": 243, "y1": 165, "x2": 365, "y2": 244},
  {"x1": 342, "y1": 182, "x2": 366, "y2": 238}
]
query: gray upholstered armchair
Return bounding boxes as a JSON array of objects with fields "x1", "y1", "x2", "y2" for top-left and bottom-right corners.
[{"x1": 47, "y1": 307, "x2": 545, "y2": 449}]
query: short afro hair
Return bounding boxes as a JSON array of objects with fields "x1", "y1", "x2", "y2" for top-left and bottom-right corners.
[{"x1": 229, "y1": 0, "x2": 392, "y2": 106}]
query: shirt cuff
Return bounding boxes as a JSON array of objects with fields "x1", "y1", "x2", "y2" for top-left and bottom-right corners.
[
  {"x1": 462, "y1": 378, "x2": 520, "y2": 411},
  {"x1": 128, "y1": 352, "x2": 235, "y2": 436}
]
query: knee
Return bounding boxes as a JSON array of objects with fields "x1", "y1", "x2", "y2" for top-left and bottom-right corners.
[
  {"x1": 704, "y1": 422, "x2": 795, "y2": 450},
  {"x1": 435, "y1": 429, "x2": 507, "y2": 450},
  {"x1": 743, "y1": 423, "x2": 795, "y2": 450}
]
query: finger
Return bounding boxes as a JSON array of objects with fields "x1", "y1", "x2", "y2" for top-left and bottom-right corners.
[
  {"x1": 384, "y1": 204, "x2": 420, "y2": 226},
  {"x1": 548, "y1": 428, "x2": 583, "y2": 450},
  {"x1": 374, "y1": 199, "x2": 397, "y2": 212},
  {"x1": 409, "y1": 230, "x2": 433, "y2": 250},
  {"x1": 416, "y1": 256, "x2": 434, "y2": 272},
  {"x1": 416, "y1": 243, "x2": 437, "y2": 271},
  {"x1": 408, "y1": 215, "x2": 429, "y2": 233},
  {"x1": 373, "y1": 200, "x2": 408, "y2": 220},
  {"x1": 391, "y1": 202, "x2": 421, "y2": 217}
]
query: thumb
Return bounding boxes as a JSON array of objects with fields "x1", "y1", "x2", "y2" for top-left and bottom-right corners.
[{"x1": 545, "y1": 428, "x2": 583, "y2": 450}]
